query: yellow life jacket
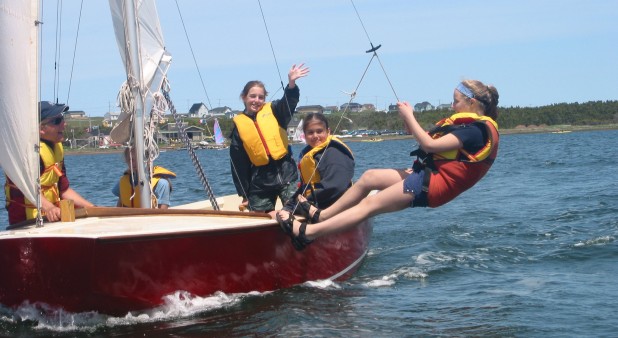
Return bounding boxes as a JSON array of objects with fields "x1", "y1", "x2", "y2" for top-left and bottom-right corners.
[
  {"x1": 298, "y1": 136, "x2": 354, "y2": 196},
  {"x1": 430, "y1": 112, "x2": 499, "y2": 162},
  {"x1": 233, "y1": 102, "x2": 289, "y2": 166},
  {"x1": 118, "y1": 166, "x2": 176, "y2": 208},
  {"x1": 3, "y1": 141, "x2": 64, "y2": 220}
]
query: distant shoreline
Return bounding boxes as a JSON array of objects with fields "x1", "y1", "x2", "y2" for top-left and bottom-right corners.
[{"x1": 64, "y1": 124, "x2": 618, "y2": 156}]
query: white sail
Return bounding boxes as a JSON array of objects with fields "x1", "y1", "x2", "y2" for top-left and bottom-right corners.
[
  {"x1": 0, "y1": 0, "x2": 40, "y2": 203},
  {"x1": 109, "y1": 0, "x2": 171, "y2": 207},
  {"x1": 293, "y1": 119, "x2": 305, "y2": 144},
  {"x1": 108, "y1": 0, "x2": 171, "y2": 144}
]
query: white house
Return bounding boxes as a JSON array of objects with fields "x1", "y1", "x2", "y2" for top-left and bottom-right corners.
[
  {"x1": 188, "y1": 103, "x2": 209, "y2": 118},
  {"x1": 209, "y1": 106, "x2": 233, "y2": 117}
]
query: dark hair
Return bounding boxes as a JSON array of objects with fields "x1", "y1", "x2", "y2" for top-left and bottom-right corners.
[
  {"x1": 461, "y1": 79, "x2": 500, "y2": 121},
  {"x1": 303, "y1": 112, "x2": 329, "y2": 132},
  {"x1": 240, "y1": 80, "x2": 268, "y2": 99}
]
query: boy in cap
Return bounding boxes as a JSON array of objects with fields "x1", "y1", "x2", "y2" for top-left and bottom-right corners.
[{"x1": 4, "y1": 101, "x2": 94, "y2": 225}]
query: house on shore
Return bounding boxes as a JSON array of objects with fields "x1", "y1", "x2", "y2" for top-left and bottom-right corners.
[
  {"x1": 296, "y1": 105, "x2": 324, "y2": 115},
  {"x1": 157, "y1": 122, "x2": 204, "y2": 143},
  {"x1": 64, "y1": 110, "x2": 87, "y2": 119},
  {"x1": 188, "y1": 103, "x2": 209, "y2": 118}
]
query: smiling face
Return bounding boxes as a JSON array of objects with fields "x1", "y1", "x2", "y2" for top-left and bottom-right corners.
[
  {"x1": 242, "y1": 86, "x2": 266, "y2": 115},
  {"x1": 39, "y1": 115, "x2": 66, "y2": 143},
  {"x1": 304, "y1": 118, "x2": 330, "y2": 148}
]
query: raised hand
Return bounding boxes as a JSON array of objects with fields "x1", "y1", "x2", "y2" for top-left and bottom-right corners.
[{"x1": 288, "y1": 63, "x2": 310, "y2": 87}]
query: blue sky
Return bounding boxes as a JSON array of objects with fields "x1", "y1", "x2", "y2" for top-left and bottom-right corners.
[{"x1": 40, "y1": 0, "x2": 618, "y2": 116}]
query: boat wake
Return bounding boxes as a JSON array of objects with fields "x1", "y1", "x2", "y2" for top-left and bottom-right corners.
[
  {"x1": 364, "y1": 266, "x2": 428, "y2": 288},
  {"x1": 303, "y1": 279, "x2": 341, "y2": 290},
  {"x1": 0, "y1": 290, "x2": 264, "y2": 333}
]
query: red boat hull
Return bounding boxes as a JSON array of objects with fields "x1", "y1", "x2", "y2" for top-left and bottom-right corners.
[{"x1": 0, "y1": 216, "x2": 372, "y2": 315}]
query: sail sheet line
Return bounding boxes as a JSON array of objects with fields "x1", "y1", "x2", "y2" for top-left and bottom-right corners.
[{"x1": 164, "y1": 90, "x2": 220, "y2": 210}]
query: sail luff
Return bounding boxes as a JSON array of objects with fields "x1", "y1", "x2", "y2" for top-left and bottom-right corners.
[{"x1": 0, "y1": 0, "x2": 40, "y2": 204}]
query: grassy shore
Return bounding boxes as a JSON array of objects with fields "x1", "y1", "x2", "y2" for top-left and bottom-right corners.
[{"x1": 64, "y1": 124, "x2": 618, "y2": 155}]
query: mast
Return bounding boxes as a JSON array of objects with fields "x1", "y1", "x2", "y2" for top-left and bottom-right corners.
[{"x1": 123, "y1": 0, "x2": 152, "y2": 208}]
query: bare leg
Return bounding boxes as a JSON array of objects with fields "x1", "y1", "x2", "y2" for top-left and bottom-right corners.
[
  {"x1": 292, "y1": 178, "x2": 414, "y2": 240},
  {"x1": 305, "y1": 168, "x2": 411, "y2": 221}
]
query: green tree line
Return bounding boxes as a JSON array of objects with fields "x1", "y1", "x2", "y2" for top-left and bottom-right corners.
[
  {"x1": 325, "y1": 100, "x2": 618, "y2": 132},
  {"x1": 66, "y1": 100, "x2": 618, "y2": 141}
]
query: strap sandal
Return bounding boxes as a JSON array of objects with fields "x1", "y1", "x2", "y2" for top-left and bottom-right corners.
[
  {"x1": 298, "y1": 200, "x2": 322, "y2": 224},
  {"x1": 276, "y1": 212, "x2": 313, "y2": 251},
  {"x1": 276, "y1": 211, "x2": 295, "y2": 236},
  {"x1": 291, "y1": 222, "x2": 313, "y2": 251}
]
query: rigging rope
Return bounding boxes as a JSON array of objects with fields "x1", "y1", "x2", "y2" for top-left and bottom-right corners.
[
  {"x1": 173, "y1": 0, "x2": 213, "y2": 112},
  {"x1": 290, "y1": 1, "x2": 402, "y2": 215},
  {"x1": 226, "y1": 0, "x2": 298, "y2": 211},
  {"x1": 53, "y1": 0, "x2": 64, "y2": 103},
  {"x1": 292, "y1": 54, "x2": 376, "y2": 214},
  {"x1": 163, "y1": 90, "x2": 220, "y2": 210},
  {"x1": 256, "y1": 0, "x2": 295, "y2": 118},
  {"x1": 350, "y1": 0, "x2": 399, "y2": 102},
  {"x1": 66, "y1": 0, "x2": 84, "y2": 104}
]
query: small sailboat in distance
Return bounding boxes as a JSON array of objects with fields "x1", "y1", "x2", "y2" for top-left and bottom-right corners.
[
  {"x1": 212, "y1": 118, "x2": 228, "y2": 149},
  {"x1": 202, "y1": 118, "x2": 228, "y2": 149},
  {"x1": 292, "y1": 119, "x2": 306, "y2": 144}
]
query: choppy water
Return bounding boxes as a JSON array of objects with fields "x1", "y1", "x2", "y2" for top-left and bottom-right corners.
[{"x1": 1, "y1": 130, "x2": 617, "y2": 337}]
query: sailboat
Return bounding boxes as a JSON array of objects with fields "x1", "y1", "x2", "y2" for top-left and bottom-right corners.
[
  {"x1": 292, "y1": 119, "x2": 306, "y2": 144},
  {"x1": 0, "y1": 0, "x2": 372, "y2": 316},
  {"x1": 206, "y1": 118, "x2": 228, "y2": 149}
]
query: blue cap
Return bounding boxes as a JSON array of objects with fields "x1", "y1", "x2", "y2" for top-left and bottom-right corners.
[{"x1": 40, "y1": 101, "x2": 69, "y2": 120}]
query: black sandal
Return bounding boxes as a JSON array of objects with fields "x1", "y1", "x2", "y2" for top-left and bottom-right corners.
[
  {"x1": 298, "y1": 200, "x2": 322, "y2": 224},
  {"x1": 276, "y1": 212, "x2": 313, "y2": 251},
  {"x1": 276, "y1": 211, "x2": 295, "y2": 236},
  {"x1": 292, "y1": 222, "x2": 313, "y2": 251}
]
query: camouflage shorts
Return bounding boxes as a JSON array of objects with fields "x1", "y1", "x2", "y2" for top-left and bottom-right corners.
[{"x1": 247, "y1": 182, "x2": 297, "y2": 212}]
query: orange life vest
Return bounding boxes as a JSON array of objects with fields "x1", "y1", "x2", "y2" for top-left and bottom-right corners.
[{"x1": 414, "y1": 112, "x2": 499, "y2": 208}]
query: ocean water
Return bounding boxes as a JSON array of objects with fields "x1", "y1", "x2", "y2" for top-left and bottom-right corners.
[{"x1": 1, "y1": 130, "x2": 617, "y2": 337}]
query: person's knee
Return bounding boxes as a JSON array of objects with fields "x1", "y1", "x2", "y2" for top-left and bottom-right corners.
[{"x1": 357, "y1": 169, "x2": 382, "y2": 188}]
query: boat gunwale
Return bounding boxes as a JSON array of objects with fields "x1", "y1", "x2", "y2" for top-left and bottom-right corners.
[{"x1": 2, "y1": 207, "x2": 278, "y2": 239}]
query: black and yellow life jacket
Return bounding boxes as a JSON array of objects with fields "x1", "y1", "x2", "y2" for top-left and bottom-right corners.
[{"x1": 298, "y1": 135, "x2": 354, "y2": 196}]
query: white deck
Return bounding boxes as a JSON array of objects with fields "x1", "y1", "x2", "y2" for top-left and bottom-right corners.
[{"x1": 0, "y1": 194, "x2": 277, "y2": 239}]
